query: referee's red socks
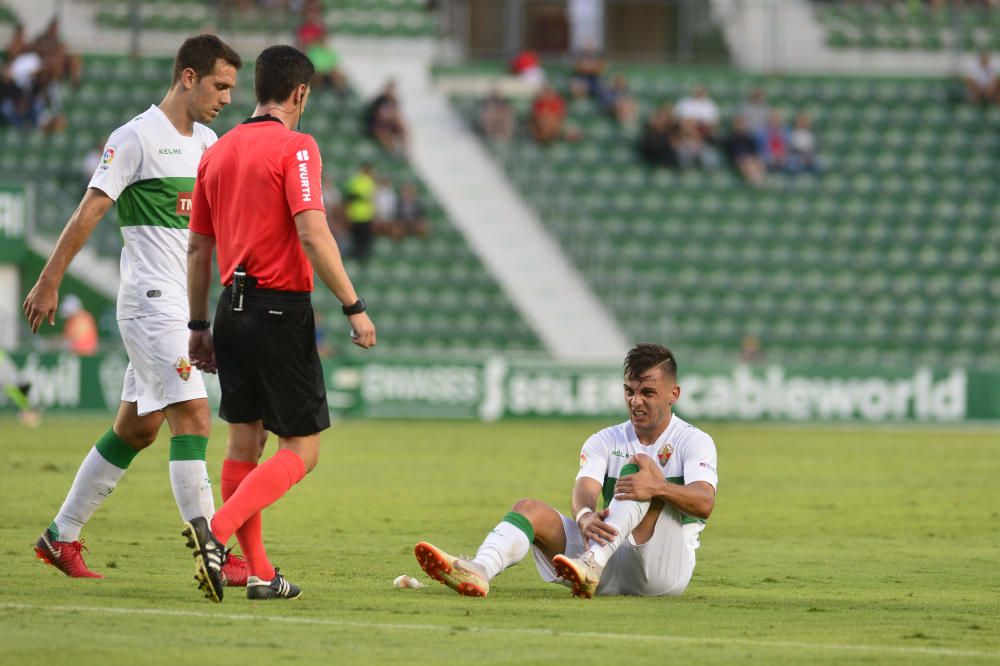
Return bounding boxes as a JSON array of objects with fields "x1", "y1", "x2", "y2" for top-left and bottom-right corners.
[
  {"x1": 212, "y1": 449, "x2": 306, "y2": 556},
  {"x1": 220, "y1": 459, "x2": 275, "y2": 581}
]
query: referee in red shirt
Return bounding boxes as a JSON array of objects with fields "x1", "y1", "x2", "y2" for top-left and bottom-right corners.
[{"x1": 183, "y1": 45, "x2": 376, "y2": 603}]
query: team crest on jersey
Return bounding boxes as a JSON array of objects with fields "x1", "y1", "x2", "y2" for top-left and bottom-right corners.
[
  {"x1": 579, "y1": 452, "x2": 587, "y2": 468},
  {"x1": 174, "y1": 357, "x2": 192, "y2": 381},
  {"x1": 657, "y1": 443, "x2": 674, "y2": 466}
]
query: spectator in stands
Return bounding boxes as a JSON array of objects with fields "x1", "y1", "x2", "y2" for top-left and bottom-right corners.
[
  {"x1": 759, "y1": 109, "x2": 790, "y2": 172},
  {"x1": 4, "y1": 23, "x2": 28, "y2": 61},
  {"x1": 569, "y1": 47, "x2": 608, "y2": 100},
  {"x1": 676, "y1": 117, "x2": 718, "y2": 170},
  {"x1": 531, "y1": 83, "x2": 578, "y2": 145},
  {"x1": 638, "y1": 103, "x2": 678, "y2": 169},
  {"x1": 364, "y1": 79, "x2": 408, "y2": 155},
  {"x1": 740, "y1": 87, "x2": 769, "y2": 134},
  {"x1": 32, "y1": 17, "x2": 81, "y2": 87},
  {"x1": 568, "y1": 0, "x2": 604, "y2": 53},
  {"x1": 392, "y1": 183, "x2": 430, "y2": 240},
  {"x1": 60, "y1": 294, "x2": 98, "y2": 356},
  {"x1": 2, "y1": 49, "x2": 41, "y2": 128},
  {"x1": 510, "y1": 50, "x2": 545, "y2": 89},
  {"x1": 788, "y1": 112, "x2": 821, "y2": 174},
  {"x1": 345, "y1": 163, "x2": 377, "y2": 263},
  {"x1": 478, "y1": 89, "x2": 515, "y2": 144},
  {"x1": 296, "y1": 1, "x2": 327, "y2": 49},
  {"x1": 674, "y1": 85, "x2": 720, "y2": 140},
  {"x1": 740, "y1": 334, "x2": 764, "y2": 364},
  {"x1": 724, "y1": 115, "x2": 766, "y2": 187},
  {"x1": 964, "y1": 50, "x2": 999, "y2": 105},
  {"x1": 598, "y1": 74, "x2": 638, "y2": 133},
  {"x1": 374, "y1": 175, "x2": 398, "y2": 232},
  {"x1": 297, "y1": 2, "x2": 348, "y2": 95}
]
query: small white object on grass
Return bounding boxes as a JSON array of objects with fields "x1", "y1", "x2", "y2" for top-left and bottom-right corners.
[{"x1": 393, "y1": 574, "x2": 425, "y2": 589}]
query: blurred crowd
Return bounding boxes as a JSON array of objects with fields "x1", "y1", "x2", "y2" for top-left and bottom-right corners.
[
  {"x1": 473, "y1": 49, "x2": 822, "y2": 188},
  {"x1": 1, "y1": 18, "x2": 78, "y2": 132}
]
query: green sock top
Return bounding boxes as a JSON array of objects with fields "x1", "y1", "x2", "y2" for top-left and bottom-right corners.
[
  {"x1": 95, "y1": 428, "x2": 140, "y2": 469},
  {"x1": 169, "y1": 434, "x2": 210, "y2": 461}
]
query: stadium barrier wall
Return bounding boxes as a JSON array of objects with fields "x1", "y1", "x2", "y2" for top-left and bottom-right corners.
[{"x1": 3, "y1": 352, "x2": 1000, "y2": 423}]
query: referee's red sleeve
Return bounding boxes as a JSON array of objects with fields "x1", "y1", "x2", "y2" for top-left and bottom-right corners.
[
  {"x1": 189, "y1": 163, "x2": 215, "y2": 237},
  {"x1": 283, "y1": 134, "x2": 325, "y2": 218}
]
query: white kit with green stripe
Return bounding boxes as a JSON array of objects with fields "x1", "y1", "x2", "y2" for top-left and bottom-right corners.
[
  {"x1": 89, "y1": 104, "x2": 218, "y2": 321},
  {"x1": 576, "y1": 415, "x2": 718, "y2": 530}
]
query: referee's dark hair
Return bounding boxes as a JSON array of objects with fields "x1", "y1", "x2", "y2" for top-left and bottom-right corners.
[
  {"x1": 624, "y1": 343, "x2": 677, "y2": 382},
  {"x1": 255, "y1": 45, "x2": 315, "y2": 105},
  {"x1": 172, "y1": 34, "x2": 242, "y2": 84}
]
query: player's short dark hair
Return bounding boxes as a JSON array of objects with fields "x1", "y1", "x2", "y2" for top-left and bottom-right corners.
[
  {"x1": 624, "y1": 343, "x2": 677, "y2": 382},
  {"x1": 172, "y1": 34, "x2": 242, "y2": 84},
  {"x1": 255, "y1": 45, "x2": 315, "y2": 105}
]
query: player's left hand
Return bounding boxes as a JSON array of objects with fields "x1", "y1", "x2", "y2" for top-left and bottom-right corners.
[
  {"x1": 613, "y1": 454, "x2": 664, "y2": 502},
  {"x1": 189, "y1": 330, "x2": 217, "y2": 374}
]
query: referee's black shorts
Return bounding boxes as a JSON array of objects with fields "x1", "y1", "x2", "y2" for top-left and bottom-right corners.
[{"x1": 213, "y1": 285, "x2": 330, "y2": 437}]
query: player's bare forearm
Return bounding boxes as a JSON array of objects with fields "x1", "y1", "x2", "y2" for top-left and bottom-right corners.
[
  {"x1": 295, "y1": 209, "x2": 376, "y2": 348},
  {"x1": 186, "y1": 230, "x2": 215, "y2": 321},
  {"x1": 572, "y1": 477, "x2": 618, "y2": 545},
  {"x1": 23, "y1": 189, "x2": 113, "y2": 332},
  {"x1": 614, "y1": 454, "x2": 716, "y2": 519},
  {"x1": 294, "y1": 210, "x2": 358, "y2": 305},
  {"x1": 571, "y1": 477, "x2": 603, "y2": 516},
  {"x1": 38, "y1": 189, "x2": 113, "y2": 287}
]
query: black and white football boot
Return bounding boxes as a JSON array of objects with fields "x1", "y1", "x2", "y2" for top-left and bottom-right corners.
[
  {"x1": 246, "y1": 568, "x2": 302, "y2": 600},
  {"x1": 181, "y1": 516, "x2": 226, "y2": 603}
]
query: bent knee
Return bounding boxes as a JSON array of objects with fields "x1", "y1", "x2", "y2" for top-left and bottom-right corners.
[
  {"x1": 117, "y1": 427, "x2": 158, "y2": 450},
  {"x1": 511, "y1": 498, "x2": 547, "y2": 517}
]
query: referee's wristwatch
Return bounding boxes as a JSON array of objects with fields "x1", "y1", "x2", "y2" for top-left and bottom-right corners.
[{"x1": 342, "y1": 298, "x2": 366, "y2": 316}]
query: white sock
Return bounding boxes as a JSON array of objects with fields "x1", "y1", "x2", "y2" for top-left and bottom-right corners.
[
  {"x1": 52, "y1": 447, "x2": 127, "y2": 542},
  {"x1": 471, "y1": 515, "x2": 532, "y2": 580},
  {"x1": 169, "y1": 460, "x2": 216, "y2": 523},
  {"x1": 588, "y1": 497, "x2": 650, "y2": 568}
]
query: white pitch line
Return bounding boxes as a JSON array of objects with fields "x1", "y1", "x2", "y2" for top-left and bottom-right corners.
[{"x1": 1, "y1": 602, "x2": 997, "y2": 660}]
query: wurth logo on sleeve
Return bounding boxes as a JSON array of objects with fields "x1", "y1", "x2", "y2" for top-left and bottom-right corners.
[
  {"x1": 296, "y1": 149, "x2": 310, "y2": 162},
  {"x1": 298, "y1": 162, "x2": 312, "y2": 202}
]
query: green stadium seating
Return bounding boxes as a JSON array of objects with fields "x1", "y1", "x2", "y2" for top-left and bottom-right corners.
[
  {"x1": 814, "y1": 0, "x2": 1000, "y2": 52},
  {"x1": 87, "y1": 0, "x2": 438, "y2": 38},
  {"x1": 452, "y1": 66, "x2": 1000, "y2": 368},
  {"x1": 2, "y1": 54, "x2": 541, "y2": 357}
]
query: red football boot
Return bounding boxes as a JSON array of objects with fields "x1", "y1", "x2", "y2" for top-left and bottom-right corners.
[
  {"x1": 221, "y1": 551, "x2": 250, "y2": 587},
  {"x1": 34, "y1": 533, "x2": 103, "y2": 578}
]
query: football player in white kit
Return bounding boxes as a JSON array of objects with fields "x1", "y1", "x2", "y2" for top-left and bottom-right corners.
[
  {"x1": 415, "y1": 343, "x2": 718, "y2": 598},
  {"x1": 22, "y1": 35, "x2": 249, "y2": 585}
]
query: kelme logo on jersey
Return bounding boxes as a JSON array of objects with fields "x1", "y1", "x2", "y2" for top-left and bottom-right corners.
[
  {"x1": 176, "y1": 192, "x2": 193, "y2": 216},
  {"x1": 657, "y1": 443, "x2": 674, "y2": 466},
  {"x1": 174, "y1": 357, "x2": 191, "y2": 381}
]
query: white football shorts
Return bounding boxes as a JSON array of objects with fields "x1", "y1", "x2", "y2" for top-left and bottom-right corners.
[
  {"x1": 531, "y1": 505, "x2": 702, "y2": 596},
  {"x1": 118, "y1": 313, "x2": 207, "y2": 416}
]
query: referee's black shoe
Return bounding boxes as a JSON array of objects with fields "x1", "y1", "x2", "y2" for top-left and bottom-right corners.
[
  {"x1": 181, "y1": 517, "x2": 226, "y2": 603},
  {"x1": 246, "y1": 568, "x2": 302, "y2": 600}
]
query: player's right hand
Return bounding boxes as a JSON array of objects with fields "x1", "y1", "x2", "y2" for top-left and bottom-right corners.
[
  {"x1": 579, "y1": 508, "x2": 618, "y2": 546},
  {"x1": 189, "y1": 330, "x2": 217, "y2": 374},
  {"x1": 23, "y1": 281, "x2": 58, "y2": 334},
  {"x1": 348, "y1": 312, "x2": 376, "y2": 349}
]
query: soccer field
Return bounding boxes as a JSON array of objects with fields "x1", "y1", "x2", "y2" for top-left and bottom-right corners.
[{"x1": 1, "y1": 416, "x2": 998, "y2": 665}]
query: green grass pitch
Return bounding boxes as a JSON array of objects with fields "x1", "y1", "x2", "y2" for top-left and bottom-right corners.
[{"x1": 1, "y1": 415, "x2": 998, "y2": 664}]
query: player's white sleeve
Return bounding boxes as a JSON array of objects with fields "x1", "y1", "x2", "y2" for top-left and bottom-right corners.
[
  {"x1": 576, "y1": 432, "x2": 609, "y2": 484},
  {"x1": 682, "y1": 433, "x2": 718, "y2": 489},
  {"x1": 87, "y1": 127, "x2": 142, "y2": 201}
]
